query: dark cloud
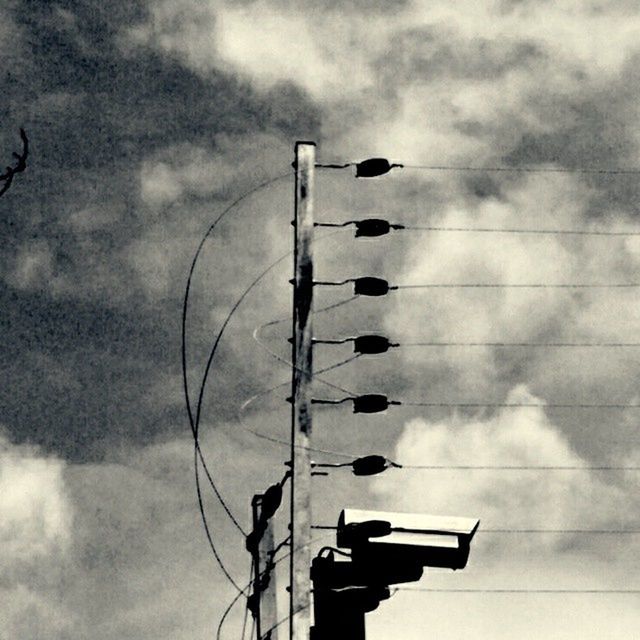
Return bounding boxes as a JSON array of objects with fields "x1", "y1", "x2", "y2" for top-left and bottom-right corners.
[{"x1": 0, "y1": 0, "x2": 321, "y2": 460}]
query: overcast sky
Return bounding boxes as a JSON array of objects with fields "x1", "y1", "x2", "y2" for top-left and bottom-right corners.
[{"x1": 2, "y1": 1, "x2": 640, "y2": 638}]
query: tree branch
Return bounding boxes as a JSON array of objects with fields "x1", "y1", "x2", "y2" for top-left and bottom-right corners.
[{"x1": 0, "y1": 128, "x2": 28, "y2": 198}]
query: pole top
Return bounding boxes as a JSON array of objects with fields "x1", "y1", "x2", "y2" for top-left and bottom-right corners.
[{"x1": 295, "y1": 140, "x2": 316, "y2": 148}]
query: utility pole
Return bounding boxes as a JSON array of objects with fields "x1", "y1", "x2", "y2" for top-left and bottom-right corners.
[
  {"x1": 251, "y1": 494, "x2": 279, "y2": 640},
  {"x1": 290, "y1": 141, "x2": 315, "y2": 640}
]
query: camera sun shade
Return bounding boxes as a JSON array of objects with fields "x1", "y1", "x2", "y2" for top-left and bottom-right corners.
[{"x1": 337, "y1": 508, "x2": 480, "y2": 570}]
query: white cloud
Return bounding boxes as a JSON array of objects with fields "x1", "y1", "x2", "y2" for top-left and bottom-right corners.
[
  {"x1": 0, "y1": 434, "x2": 72, "y2": 561},
  {"x1": 373, "y1": 386, "x2": 634, "y2": 550},
  {"x1": 0, "y1": 434, "x2": 75, "y2": 639}
]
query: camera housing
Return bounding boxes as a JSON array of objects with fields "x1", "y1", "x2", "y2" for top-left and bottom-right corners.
[{"x1": 337, "y1": 508, "x2": 480, "y2": 570}]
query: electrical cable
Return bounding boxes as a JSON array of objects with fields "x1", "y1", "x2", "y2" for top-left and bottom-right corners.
[
  {"x1": 399, "y1": 400, "x2": 640, "y2": 409},
  {"x1": 313, "y1": 217, "x2": 640, "y2": 238},
  {"x1": 399, "y1": 224, "x2": 640, "y2": 236},
  {"x1": 310, "y1": 524, "x2": 640, "y2": 534},
  {"x1": 309, "y1": 395, "x2": 640, "y2": 409},
  {"x1": 255, "y1": 295, "x2": 359, "y2": 336},
  {"x1": 313, "y1": 279, "x2": 640, "y2": 291},
  {"x1": 392, "y1": 283, "x2": 640, "y2": 289},
  {"x1": 187, "y1": 224, "x2": 357, "y2": 592},
  {"x1": 240, "y1": 574, "x2": 251, "y2": 640},
  {"x1": 192, "y1": 224, "x2": 353, "y2": 558},
  {"x1": 251, "y1": 326, "x2": 355, "y2": 395},
  {"x1": 216, "y1": 587, "x2": 247, "y2": 640},
  {"x1": 193, "y1": 229, "x2": 353, "y2": 543},
  {"x1": 216, "y1": 562, "x2": 253, "y2": 640},
  {"x1": 395, "y1": 587, "x2": 640, "y2": 594},
  {"x1": 194, "y1": 446, "x2": 243, "y2": 594},
  {"x1": 235, "y1": 356, "x2": 363, "y2": 461},
  {"x1": 398, "y1": 464, "x2": 640, "y2": 471},
  {"x1": 315, "y1": 157, "x2": 640, "y2": 175},
  {"x1": 399, "y1": 341, "x2": 640, "y2": 348},
  {"x1": 182, "y1": 171, "x2": 291, "y2": 435},
  {"x1": 258, "y1": 606, "x2": 310, "y2": 640},
  {"x1": 401, "y1": 163, "x2": 640, "y2": 175},
  {"x1": 192, "y1": 249, "x2": 292, "y2": 541},
  {"x1": 215, "y1": 532, "x2": 336, "y2": 640},
  {"x1": 182, "y1": 171, "x2": 291, "y2": 566}
]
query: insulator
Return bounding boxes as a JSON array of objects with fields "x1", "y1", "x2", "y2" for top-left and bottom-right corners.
[
  {"x1": 260, "y1": 483, "x2": 283, "y2": 521},
  {"x1": 352, "y1": 394, "x2": 390, "y2": 413},
  {"x1": 354, "y1": 218, "x2": 391, "y2": 237},
  {"x1": 351, "y1": 455, "x2": 389, "y2": 476},
  {"x1": 355, "y1": 158, "x2": 395, "y2": 178},
  {"x1": 353, "y1": 335, "x2": 392, "y2": 354},
  {"x1": 353, "y1": 277, "x2": 390, "y2": 296},
  {"x1": 245, "y1": 522, "x2": 266, "y2": 553}
]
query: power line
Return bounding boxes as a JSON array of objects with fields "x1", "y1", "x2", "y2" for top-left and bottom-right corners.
[
  {"x1": 216, "y1": 565, "x2": 252, "y2": 640},
  {"x1": 192, "y1": 249, "x2": 293, "y2": 540},
  {"x1": 182, "y1": 172, "x2": 291, "y2": 539},
  {"x1": 255, "y1": 295, "x2": 359, "y2": 335},
  {"x1": 400, "y1": 341, "x2": 640, "y2": 348},
  {"x1": 182, "y1": 171, "x2": 291, "y2": 436},
  {"x1": 310, "y1": 394, "x2": 640, "y2": 410},
  {"x1": 314, "y1": 335, "x2": 640, "y2": 349},
  {"x1": 235, "y1": 357, "x2": 364, "y2": 461},
  {"x1": 315, "y1": 278, "x2": 640, "y2": 291},
  {"x1": 310, "y1": 525, "x2": 640, "y2": 535},
  {"x1": 317, "y1": 159, "x2": 640, "y2": 176},
  {"x1": 190, "y1": 225, "x2": 352, "y2": 542},
  {"x1": 315, "y1": 219, "x2": 640, "y2": 237},
  {"x1": 392, "y1": 283, "x2": 640, "y2": 289},
  {"x1": 181, "y1": 172, "x2": 293, "y2": 594},
  {"x1": 401, "y1": 163, "x2": 640, "y2": 175},
  {"x1": 395, "y1": 587, "x2": 640, "y2": 594},
  {"x1": 399, "y1": 464, "x2": 640, "y2": 471},
  {"x1": 240, "y1": 563, "x2": 252, "y2": 640},
  {"x1": 400, "y1": 224, "x2": 640, "y2": 236},
  {"x1": 194, "y1": 447, "x2": 243, "y2": 594},
  {"x1": 400, "y1": 401, "x2": 640, "y2": 409},
  {"x1": 238, "y1": 355, "x2": 361, "y2": 419}
]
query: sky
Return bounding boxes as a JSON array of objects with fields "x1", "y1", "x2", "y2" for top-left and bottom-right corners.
[{"x1": 2, "y1": 0, "x2": 640, "y2": 638}]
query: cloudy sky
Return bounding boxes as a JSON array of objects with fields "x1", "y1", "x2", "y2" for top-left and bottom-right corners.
[{"x1": 2, "y1": 1, "x2": 640, "y2": 638}]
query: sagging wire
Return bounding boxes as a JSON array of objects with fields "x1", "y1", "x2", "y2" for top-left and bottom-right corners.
[
  {"x1": 193, "y1": 248, "x2": 293, "y2": 539},
  {"x1": 193, "y1": 228, "x2": 354, "y2": 529},
  {"x1": 216, "y1": 560, "x2": 253, "y2": 640},
  {"x1": 187, "y1": 221, "x2": 354, "y2": 590},
  {"x1": 183, "y1": 171, "x2": 291, "y2": 436},
  {"x1": 182, "y1": 171, "x2": 292, "y2": 591}
]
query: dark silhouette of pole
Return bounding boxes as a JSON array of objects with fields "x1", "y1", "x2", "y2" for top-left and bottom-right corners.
[{"x1": 251, "y1": 494, "x2": 279, "y2": 640}]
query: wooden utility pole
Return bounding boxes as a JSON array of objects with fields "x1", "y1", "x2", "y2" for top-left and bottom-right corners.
[
  {"x1": 290, "y1": 141, "x2": 315, "y2": 640},
  {"x1": 251, "y1": 494, "x2": 279, "y2": 640}
]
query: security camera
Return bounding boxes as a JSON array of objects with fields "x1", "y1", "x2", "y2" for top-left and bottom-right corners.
[{"x1": 337, "y1": 508, "x2": 480, "y2": 570}]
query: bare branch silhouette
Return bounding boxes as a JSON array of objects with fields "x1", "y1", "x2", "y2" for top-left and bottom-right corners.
[{"x1": 0, "y1": 129, "x2": 28, "y2": 198}]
